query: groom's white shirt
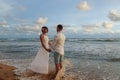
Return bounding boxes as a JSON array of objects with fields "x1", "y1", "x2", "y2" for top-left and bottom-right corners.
[{"x1": 52, "y1": 31, "x2": 66, "y2": 55}]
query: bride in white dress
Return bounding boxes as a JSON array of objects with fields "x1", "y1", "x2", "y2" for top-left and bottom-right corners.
[{"x1": 29, "y1": 26, "x2": 51, "y2": 74}]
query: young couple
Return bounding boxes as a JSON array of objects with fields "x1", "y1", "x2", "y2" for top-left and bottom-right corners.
[{"x1": 29, "y1": 24, "x2": 66, "y2": 76}]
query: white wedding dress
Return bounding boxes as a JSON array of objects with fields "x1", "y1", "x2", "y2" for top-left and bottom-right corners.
[{"x1": 29, "y1": 35, "x2": 49, "y2": 74}]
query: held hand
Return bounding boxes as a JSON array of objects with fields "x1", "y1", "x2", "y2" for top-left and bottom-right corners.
[{"x1": 46, "y1": 49, "x2": 51, "y2": 52}]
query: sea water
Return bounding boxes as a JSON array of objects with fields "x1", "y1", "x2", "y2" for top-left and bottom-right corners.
[{"x1": 0, "y1": 38, "x2": 120, "y2": 79}]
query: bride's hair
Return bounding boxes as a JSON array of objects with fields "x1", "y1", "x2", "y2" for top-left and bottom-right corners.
[{"x1": 41, "y1": 26, "x2": 48, "y2": 33}]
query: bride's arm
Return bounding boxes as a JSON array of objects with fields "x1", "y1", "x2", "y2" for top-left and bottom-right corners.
[{"x1": 40, "y1": 34, "x2": 50, "y2": 52}]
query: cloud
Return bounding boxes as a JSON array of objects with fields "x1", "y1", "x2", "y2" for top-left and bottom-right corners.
[
  {"x1": 82, "y1": 23, "x2": 101, "y2": 33},
  {"x1": 0, "y1": 17, "x2": 48, "y2": 35},
  {"x1": 0, "y1": 23, "x2": 42, "y2": 35},
  {"x1": 114, "y1": 30, "x2": 120, "y2": 33},
  {"x1": 62, "y1": 25, "x2": 80, "y2": 34},
  {"x1": 73, "y1": 28, "x2": 78, "y2": 34},
  {"x1": 37, "y1": 17, "x2": 48, "y2": 25},
  {"x1": 18, "y1": 5, "x2": 26, "y2": 11},
  {"x1": 0, "y1": 20, "x2": 9, "y2": 28},
  {"x1": 81, "y1": 21, "x2": 115, "y2": 34},
  {"x1": 14, "y1": 18, "x2": 28, "y2": 23},
  {"x1": 108, "y1": 10, "x2": 120, "y2": 21},
  {"x1": 102, "y1": 22, "x2": 113, "y2": 30},
  {"x1": 77, "y1": 1, "x2": 91, "y2": 11},
  {"x1": 0, "y1": 20, "x2": 8, "y2": 25},
  {"x1": 15, "y1": 24, "x2": 42, "y2": 34},
  {"x1": 0, "y1": 0, "x2": 13, "y2": 16},
  {"x1": 67, "y1": 27, "x2": 79, "y2": 34}
]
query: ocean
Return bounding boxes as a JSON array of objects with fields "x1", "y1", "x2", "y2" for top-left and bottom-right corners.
[{"x1": 0, "y1": 38, "x2": 120, "y2": 79}]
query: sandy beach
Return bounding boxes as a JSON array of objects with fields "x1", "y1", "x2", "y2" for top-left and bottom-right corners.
[
  {"x1": 0, "y1": 60, "x2": 74, "y2": 80},
  {"x1": 0, "y1": 63, "x2": 56, "y2": 80},
  {"x1": 0, "y1": 58, "x2": 120, "y2": 80},
  {"x1": 0, "y1": 63, "x2": 17, "y2": 80}
]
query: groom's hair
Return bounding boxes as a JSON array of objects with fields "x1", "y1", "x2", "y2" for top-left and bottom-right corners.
[
  {"x1": 57, "y1": 24, "x2": 63, "y2": 30},
  {"x1": 41, "y1": 26, "x2": 48, "y2": 32}
]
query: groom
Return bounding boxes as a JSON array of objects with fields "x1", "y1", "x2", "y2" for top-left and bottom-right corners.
[{"x1": 52, "y1": 24, "x2": 66, "y2": 75}]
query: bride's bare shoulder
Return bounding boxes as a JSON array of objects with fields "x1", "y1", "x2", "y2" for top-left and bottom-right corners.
[{"x1": 40, "y1": 34, "x2": 44, "y2": 38}]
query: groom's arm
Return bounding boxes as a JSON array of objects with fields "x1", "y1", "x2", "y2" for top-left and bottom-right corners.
[
  {"x1": 48, "y1": 40, "x2": 51, "y2": 46},
  {"x1": 52, "y1": 35, "x2": 58, "y2": 49}
]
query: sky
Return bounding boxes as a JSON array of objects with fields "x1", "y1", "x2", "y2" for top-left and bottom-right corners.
[{"x1": 0, "y1": 0, "x2": 120, "y2": 38}]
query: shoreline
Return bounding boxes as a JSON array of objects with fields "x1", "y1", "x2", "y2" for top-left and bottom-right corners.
[
  {"x1": 0, "y1": 63, "x2": 17, "y2": 80},
  {"x1": 0, "y1": 59, "x2": 120, "y2": 80}
]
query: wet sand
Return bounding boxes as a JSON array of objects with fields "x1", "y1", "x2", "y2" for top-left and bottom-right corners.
[
  {"x1": 0, "y1": 59, "x2": 120, "y2": 80},
  {"x1": 0, "y1": 63, "x2": 17, "y2": 80}
]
